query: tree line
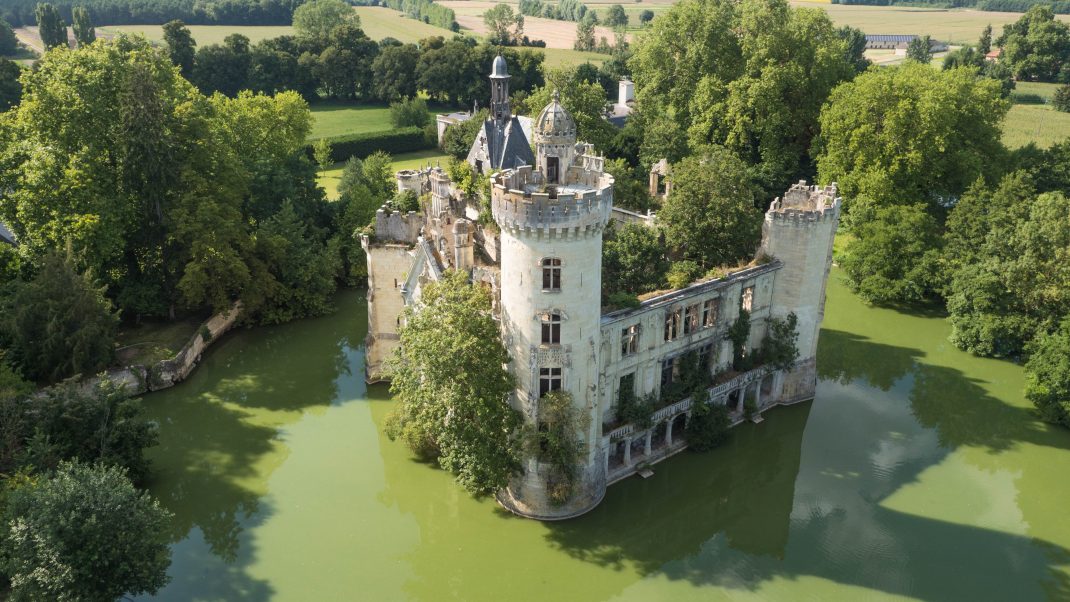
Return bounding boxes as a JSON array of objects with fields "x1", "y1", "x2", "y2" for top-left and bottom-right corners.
[
  {"x1": 163, "y1": 9, "x2": 545, "y2": 106},
  {"x1": 354, "y1": 0, "x2": 457, "y2": 31},
  {"x1": 1, "y1": 0, "x2": 308, "y2": 28}
]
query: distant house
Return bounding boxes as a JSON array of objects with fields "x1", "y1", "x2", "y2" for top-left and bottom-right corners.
[
  {"x1": 985, "y1": 48, "x2": 1002, "y2": 61},
  {"x1": 865, "y1": 34, "x2": 949, "y2": 53},
  {"x1": 0, "y1": 222, "x2": 14, "y2": 246}
]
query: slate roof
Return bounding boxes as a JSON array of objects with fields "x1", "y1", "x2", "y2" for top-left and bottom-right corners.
[
  {"x1": 467, "y1": 116, "x2": 535, "y2": 173},
  {"x1": 0, "y1": 222, "x2": 14, "y2": 246}
]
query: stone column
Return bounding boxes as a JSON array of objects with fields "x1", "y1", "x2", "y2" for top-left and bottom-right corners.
[
  {"x1": 624, "y1": 439, "x2": 632, "y2": 466},
  {"x1": 644, "y1": 429, "x2": 652, "y2": 456},
  {"x1": 666, "y1": 419, "x2": 674, "y2": 446},
  {"x1": 755, "y1": 381, "x2": 762, "y2": 409},
  {"x1": 603, "y1": 445, "x2": 609, "y2": 476}
]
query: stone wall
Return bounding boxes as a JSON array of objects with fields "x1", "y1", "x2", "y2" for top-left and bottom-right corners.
[
  {"x1": 59, "y1": 302, "x2": 243, "y2": 399},
  {"x1": 361, "y1": 239, "x2": 415, "y2": 382}
]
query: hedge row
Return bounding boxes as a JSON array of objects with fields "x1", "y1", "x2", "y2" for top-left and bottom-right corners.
[{"x1": 307, "y1": 126, "x2": 436, "y2": 163}]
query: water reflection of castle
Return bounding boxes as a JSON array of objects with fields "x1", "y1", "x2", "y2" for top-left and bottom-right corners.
[{"x1": 362, "y1": 56, "x2": 840, "y2": 520}]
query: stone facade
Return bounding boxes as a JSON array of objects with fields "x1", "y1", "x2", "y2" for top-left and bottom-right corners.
[{"x1": 361, "y1": 56, "x2": 841, "y2": 520}]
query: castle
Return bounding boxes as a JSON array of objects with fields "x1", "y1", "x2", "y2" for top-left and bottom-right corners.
[{"x1": 361, "y1": 58, "x2": 840, "y2": 520}]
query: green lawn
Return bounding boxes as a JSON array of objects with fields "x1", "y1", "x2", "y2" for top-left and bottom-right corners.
[
  {"x1": 1013, "y1": 81, "x2": 1061, "y2": 101},
  {"x1": 1002, "y1": 104, "x2": 1070, "y2": 149},
  {"x1": 309, "y1": 103, "x2": 398, "y2": 140},
  {"x1": 317, "y1": 149, "x2": 451, "y2": 199},
  {"x1": 542, "y1": 48, "x2": 608, "y2": 68}
]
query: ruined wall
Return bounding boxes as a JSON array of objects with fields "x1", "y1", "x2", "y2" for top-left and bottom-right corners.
[
  {"x1": 361, "y1": 240, "x2": 415, "y2": 382},
  {"x1": 760, "y1": 181, "x2": 841, "y2": 402}
]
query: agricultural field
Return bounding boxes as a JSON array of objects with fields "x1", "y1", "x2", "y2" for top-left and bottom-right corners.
[
  {"x1": 354, "y1": 6, "x2": 458, "y2": 43},
  {"x1": 96, "y1": 24, "x2": 294, "y2": 46},
  {"x1": 1002, "y1": 104, "x2": 1070, "y2": 149},
  {"x1": 317, "y1": 149, "x2": 450, "y2": 199}
]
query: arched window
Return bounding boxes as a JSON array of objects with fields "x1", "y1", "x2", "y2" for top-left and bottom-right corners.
[
  {"x1": 541, "y1": 311, "x2": 562, "y2": 345},
  {"x1": 542, "y1": 257, "x2": 561, "y2": 291}
]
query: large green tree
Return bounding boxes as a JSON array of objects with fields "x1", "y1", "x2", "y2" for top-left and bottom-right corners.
[
  {"x1": 34, "y1": 2, "x2": 67, "y2": 50},
  {"x1": 162, "y1": 19, "x2": 196, "y2": 77},
  {"x1": 816, "y1": 63, "x2": 1008, "y2": 215},
  {"x1": 997, "y1": 5, "x2": 1070, "y2": 83},
  {"x1": 71, "y1": 5, "x2": 94, "y2": 47},
  {"x1": 0, "y1": 57, "x2": 20, "y2": 111},
  {"x1": 1026, "y1": 317, "x2": 1070, "y2": 427},
  {"x1": 292, "y1": 0, "x2": 358, "y2": 42},
  {"x1": 839, "y1": 202, "x2": 944, "y2": 305},
  {"x1": 192, "y1": 33, "x2": 251, "y2": 96},
  {"x1": 602, "y1": 222, "x2": 667, "y2": 296},
  {"x1": 386, "y1": 270, "x2": 522, "y2": 496},
  {"x1": 371, "y1": 43, "x2": 419, "y2": 101},
  {"x1": 905, "y1": 35, "x2": 931, "y2": 63},
  {"x1": 0, "y1": 17, "x2": 19, "y2": 55},
  {"x1": 657, "y1": 146, "x2": 763, "y2": 269},
  {"x1": 0, "y1": 252, "x2": 118, "y2": 383},
  {"x1": 484, "y1": 3, "x2": 524, "y2": 46},
  {"x1": 629, "y1": 0, "x2": 858, "y2": 196},
  {"x1": 0, "y1": 461, "x2": 172, "y2": 601}
]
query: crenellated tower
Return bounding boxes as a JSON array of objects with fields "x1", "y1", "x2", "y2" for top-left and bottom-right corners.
[
  {"x1": 492, "y1": 97, "x2": 615, "y2": 520},
  {"x1": 759, "y1": 180, "x2": 841, "y2": 402}
]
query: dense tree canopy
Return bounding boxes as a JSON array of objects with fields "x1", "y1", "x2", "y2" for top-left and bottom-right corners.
[
  {"x1": 292, "y1": 0, "x2": 358, "y2": 42},
  {"x1": 386, "y1": 270, "x2": 522, "y2": 496},
  {"x1": 629, "y1": 0, "x2": 861, "y2": 196},
  {"x1": 1026, "y1": 317, "x2": 1070, "y2": 427},
  {"x1": 658, "y1": 146, "x2": 763, "y2": 270},
  {"x1": 71, "y1": 6, "x2": 95, "y2": 47},
  {"x1": 0, "y1": 58, "x2": 20, "y2": 111},
  {"x1": 0, "y1": 37, "x2": 339, "y2": 323},
  {"x1": 0, "y1": 18, "x2": 19, "y2": 56},
  {"x1": 816, "y1": 63, "x2": 1008, "y2": 214},
  {"x1": 163, "y1": 19, "x2": 196, "y2": 77},
  {"x1": 0, "y1": 252, "x2": 118, "y2": 383},
  {"x1": 0, "y1": 461, "x2": 172, "y2": 601},
  {"x1": 35, "y1": 2, "x2": 68, "y2": 50},
  {"x1": 602, "y1": 222, "x2": 667, "y2": 297},
  {"x1": 997, "y1": 5, "x2": 1070, "y2": 82}
]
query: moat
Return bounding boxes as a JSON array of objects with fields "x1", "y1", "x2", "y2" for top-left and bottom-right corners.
[{"x1": 136, "y1": 270, "x2": 1070, "y2": 601}]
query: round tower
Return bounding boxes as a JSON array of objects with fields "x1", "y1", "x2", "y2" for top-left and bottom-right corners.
[
  {"x1": 492, "y1": 99, "x2": 614, "y2": 520},
  {"x1": 759, "y1": 180, "x2": 842, "y2": 402}
]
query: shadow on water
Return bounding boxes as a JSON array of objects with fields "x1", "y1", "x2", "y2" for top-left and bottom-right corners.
[
  {"x1": 138, "y1": 291, "x2": 367, "y2": 600},
  {"x1": 543, "y1": 327, "x2": 1070, "y2": 601}
]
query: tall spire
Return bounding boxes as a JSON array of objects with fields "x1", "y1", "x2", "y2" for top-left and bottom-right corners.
[{"x1": 490, "y1": 55, "x2": 511, "y2": 126}]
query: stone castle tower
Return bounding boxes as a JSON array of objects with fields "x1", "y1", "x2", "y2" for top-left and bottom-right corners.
[
  {"x1": 492, "y1": 94, "x2": 615, "y2": 519},
  {"x1": 760, "y1": 181, "x2": 841, "y2": 402}
]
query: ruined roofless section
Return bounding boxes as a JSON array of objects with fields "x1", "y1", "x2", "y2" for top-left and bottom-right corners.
[{"x1": 767, "y1": 180, "x2": 840, "y2": 222}]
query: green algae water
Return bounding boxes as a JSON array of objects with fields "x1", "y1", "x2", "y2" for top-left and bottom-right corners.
[{"x1": 137, "y1": 273, "x2": 1070, "y2": 601}]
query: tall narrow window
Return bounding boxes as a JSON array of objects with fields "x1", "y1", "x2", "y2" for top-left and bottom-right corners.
[
  {"x1": 660, "y1": 357, "x2": 677, "y2": 388},
  {"x1": 702, "y1": 298, "x2": 718, "y2": 327},
  {"x1": 542, "y1": 257, "x2": 561, "y2": 291},
  {"x1": 539, "y1": 367, "x2": 562, "y2": 398},
  {"x1": 621, "y1": 324, "x2": 640, "y2": 357},
  {"x1": 683, "y1": 304, "x2": 699, "y2": 335},
  {"x1": 742, "y1": 286, "x2": 754, "y2": 312},
  {"x1": 664, "y1": 309, "x2": 681, "y2": 341},
  {"x1": 547, "y1": 156, "x2": 559, "y2": 184},
  {"x1": 617, "y1": 372, "x2": 635, "y2": 406},
  {"x1": 541, "y1": 312, "x2": 562, "y2": 345}
]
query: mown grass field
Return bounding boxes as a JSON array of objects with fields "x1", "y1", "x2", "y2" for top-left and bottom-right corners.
[
  {"x1": 97, "y1": 24, "x2": 294, "y2": 46},
  {"x1": 1002, "y1": 104, "x2": 1070, "y2": 149},
  {"x1": 309, "y1": 103, "x2": 398, "y2": 140},
  {"x1": 316, "y1": 149, "x2": 451, "y2": 199}
]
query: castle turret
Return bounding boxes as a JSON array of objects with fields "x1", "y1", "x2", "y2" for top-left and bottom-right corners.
[
  {"x1": 492, "y1": 98, "x2": 614, "y2": 520},
  {"x1": 490, "y1": 55, "x2": 511, "y2": 126},
  {"x1": 533, "y1": 90, "x2": 577, "y2": 185},
  {"x1": 759, "y1": 180, "x2": 841, "y2": 401}
]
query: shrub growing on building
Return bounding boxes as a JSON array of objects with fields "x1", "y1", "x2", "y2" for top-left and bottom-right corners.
[
  {"x1": 685, "y1": 402, "x2": 730, "y2": 452},
  {"x1": 761, "y1": 312, "x2": 799, "y2": 371},
  {"x1": 728, "y1": 308, "x2": 751, "y2": 371},
  {"x1": 527, "y1": 390, "x2": 588, "y2": 505}
]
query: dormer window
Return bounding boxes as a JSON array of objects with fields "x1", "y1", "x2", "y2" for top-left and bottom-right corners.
[
  {"x1": 541, "y1": 311, "x2": 562, "y2": 345},
  {"x1": 542, "y1": 257, "x2": 561, "y2": 291}
]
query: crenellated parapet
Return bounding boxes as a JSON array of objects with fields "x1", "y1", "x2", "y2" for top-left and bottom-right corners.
[
  {"x1": 766, "y1": 181, "x2": 841, "y2": 224},
  {"x1": 491, "y1": 164, "x2": 613, "y2": 237},
  {"x1": 374, "y1": 207, "x2": 422, "y2": 244}
]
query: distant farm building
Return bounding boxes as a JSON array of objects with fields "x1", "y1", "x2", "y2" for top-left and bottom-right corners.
[
  {"x1": 865, "y1": 34, "x2": 948, "y2": 53},
  {"x1": 986, "y1": 48, "x2": 1002, "y2": 61}
]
